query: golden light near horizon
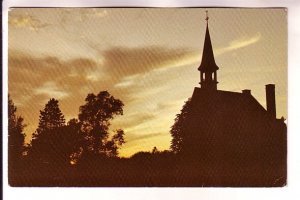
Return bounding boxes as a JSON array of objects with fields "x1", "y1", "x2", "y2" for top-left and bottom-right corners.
[{"x1": 8, "y1": 8, "x2": 287, "y2": 157}]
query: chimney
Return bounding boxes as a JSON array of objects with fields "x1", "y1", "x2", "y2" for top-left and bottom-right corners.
[
  {"x1": 265, "y1": 84, "x2": 276, "y2": 118},
  {"x1": 242, "y1": 89, "x2": 251, "y2": 95}
]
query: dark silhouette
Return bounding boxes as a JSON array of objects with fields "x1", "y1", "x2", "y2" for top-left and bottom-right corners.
[
  {"x1": 8, "y1": 12, "x2": 286, "y2": 187},
  {"x1": 28, "y1": 98, "x2": 66, "y2": 155},
  {"x1": 198, "y1": 13, "x2": 219, "y2": 91},
  {"x1": 170, "y1": 98, "x2": 192, "y2": 153},
  {"x1": 28, "y1": 120, "x2": 85, "y2": 167},
  {"x1": 36, "y1": 98, "x2": 66, "y2": 134},
  {"x1": 266, "y1": 84, "x2": 276, "y2": 118},
  {"x1": 26, "y1": 98, "x2": 72, "y2": 171},
  {"x1": 172, "y1": 13, "x2": 286, "y2": 186},
  {"x1": 78, "y1": 91, "x2": 125, "y2": 157},
  {"x1": 8, "y1": 95, "x2": 26, "y2": 185}
]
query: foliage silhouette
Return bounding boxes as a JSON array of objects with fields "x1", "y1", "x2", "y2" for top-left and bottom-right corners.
[
  {"x1": 8, "y1": 92, "x2": 286, "y2": 187},
  {"x1": 78, "y1": 91, "x2": 124, "y2": 157},
  {"x1": 28, "y1": 120, "x2": 86, "y2": 166},
  {"x1": 27, "y1": 98, "x2": 68, "y2": 165},
  {"x1": 8, "y1": 95, "x2": 26, "y2": 181},
  {"x1": 170, "y1": 98, "x2": 191, "y2": 153},
  {"x1": 35, "y1": 98, "x2": 65, "y2": 134},
  {"x1": 105, "y1": 129, "x2": 125, "y2": 157}
]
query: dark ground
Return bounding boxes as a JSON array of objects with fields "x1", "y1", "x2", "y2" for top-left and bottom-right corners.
[{"x1": 9, "y1": 153, "x2": 286, "y2": 187}]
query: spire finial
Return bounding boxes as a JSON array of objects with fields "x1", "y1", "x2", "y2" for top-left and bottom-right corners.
[{"x1": 205, "y1": 10, "x2": 209, "y2": 23}]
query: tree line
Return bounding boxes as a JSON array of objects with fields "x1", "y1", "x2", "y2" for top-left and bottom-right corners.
[
  {"x1": 8, "y1": 90, "x2": 189, "y2": 186},
  {"x1": 9, "y1": 91, "x2": 126, "y2": 169},
  {"x1": 9, "y1": 91, "x2": 281, "y2": 187}
]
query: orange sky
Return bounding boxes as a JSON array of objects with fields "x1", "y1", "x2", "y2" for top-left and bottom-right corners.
[{"x1": 8, "y1": 8, "x2": 287, "y2": 157}]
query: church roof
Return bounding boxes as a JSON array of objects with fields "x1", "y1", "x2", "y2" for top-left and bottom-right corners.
[
  {"x1": 190, "y1": 88, "x2": 267, "y2": 119},
  {"x1": 185, "y1": 88, "x2": 286, "y2": 148},
  {"x1": 198, "y1": 23, "x2": 219, "y2": 72}
]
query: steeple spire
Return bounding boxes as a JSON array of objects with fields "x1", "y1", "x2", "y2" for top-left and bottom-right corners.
[{"x1": 198, "y1": 10, "x2": 219, "y2": 90}]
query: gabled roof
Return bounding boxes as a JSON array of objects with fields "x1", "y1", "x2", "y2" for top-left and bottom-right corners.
[
  {"x1": 191, "y1": 88, "x2": 267, "y2": 116},
  {"x1": 198, "y1": 24, "x2": 219, "y2": 72}
]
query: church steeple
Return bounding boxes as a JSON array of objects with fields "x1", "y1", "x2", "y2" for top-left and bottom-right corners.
[{"x1": 198, "y1": 11, "x2": 219, "y2": 90}]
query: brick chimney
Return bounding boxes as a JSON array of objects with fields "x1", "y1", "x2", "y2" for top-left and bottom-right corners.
[{"x1": 265, "y1": 84, "x2": 276, "y2": 118}]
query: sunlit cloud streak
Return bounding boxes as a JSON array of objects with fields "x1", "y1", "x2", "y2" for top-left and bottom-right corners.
[
  {"x1": 33, "y1": 81, "x2": 69, "y2": 99},
  {"x1": 9, "y1": 13, "x2": 50, "y2": 31},
  {"x1": 215, "y1": 32, "x2": 261, "y2": 55}
]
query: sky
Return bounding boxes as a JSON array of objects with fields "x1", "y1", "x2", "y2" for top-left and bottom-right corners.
[{"x1": 8, "y1": 8, "x2": 287, "y2": 157}]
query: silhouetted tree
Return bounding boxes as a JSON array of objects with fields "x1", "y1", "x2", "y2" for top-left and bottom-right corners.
[
  {"x1": 8, "y1": 95, "x2": 26, "y2": 171},
  {"x1": 66, "y1": 118, "x2": 86, "y2": 164},
  {"x1": 35, "y1": 98, "x2": 65, "y2": 134},
  {"x1": 170, "y1": 98, "x2": 192, "y2": 153},
  {"x1": 105, "y1": 129, "x2": 125, "y2": 157},
  {"x1": 28, "y1": 98, "x2": 67, "y2": 165},
  {"x1": 28, "y1": 118, "x2": 85, "y2": 166},
  {"x1": 78, "y1": 91, "x2": 124, "y2": 156},
  {"x1": 152, "y1": 146, "x2": 158, "y2": 154}
]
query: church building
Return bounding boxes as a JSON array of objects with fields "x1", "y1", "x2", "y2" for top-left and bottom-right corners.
[{"x1": 181, "y1": 12, "x2": 287, "y2": 186}]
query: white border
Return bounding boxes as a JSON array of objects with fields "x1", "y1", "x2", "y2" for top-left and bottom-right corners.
[{"x1": 3, "y1": 0, "x2": 300, "y2": 200}]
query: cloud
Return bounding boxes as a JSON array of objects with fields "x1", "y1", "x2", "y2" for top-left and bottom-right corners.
[
  {"x1": 9, "y1": 50, "x2": 111, "y2": 141},
  {"x1": 216, "y1": 33, "x2": 261, "y2": 55},
  {"x1": 99, "y1": 33, "x2": 262, "y2": 88},
  {"x1": 112, "y1": 112, "x2": 156, "y2": 131},
  {"x1": 126, "y1": 132, "x2": 163, "y2": 143},
  {"x1": 8, "y1": 50, "x2": 100, "y2": 83},
  {"x1": 8, "y1": 45, "x2": 192, "y2": 105},
  {"x1": 9, "y1": 14, "x2": 50, "y2": 31},
  {"x1": 61, "y1": 8, "x2": 108, "y2": 25},
  {"x1": 8, "y1": 49, "x2": 106, "y2": 112},
  {"x1": 156, "y1": 99, "x2": 188, "y2": 111},
  {"x1": 79, "y1": 9, "x2": 108, "y2": 21},
  {"x1": 8, "y1": 46, "x2": 194, "y2": 143},
  {"x1": 102, "y1": 46, "x2": 194, "y2": 78},
  {"x1": 108, "y1": 34, "x2": 261, "y2": 81},
  {"x1": 34, "y1": 81, "x2": 69, "y2": 99},
  {"x1": 114, "y1": 75, "x2": 139, "y2": 88}
]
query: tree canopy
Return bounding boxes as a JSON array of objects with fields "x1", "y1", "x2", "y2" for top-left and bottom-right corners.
[
  {"x1": 170, "y1": 98, "x2": 192, "y2": 153},
  {"x1": 28, "y1": 98, "x2": 68, "y2": 164},
  {"x1": 78, "y1": 91, "x2": 124, "y2": 156},
  {"x1": 36, "y1": 98, "x2": 65, "y2": 134},
  {"x1": 8, "y1": 95, "x2": 26, "y2": 169}
]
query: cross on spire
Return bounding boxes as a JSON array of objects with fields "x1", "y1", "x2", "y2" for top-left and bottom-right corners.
[{"x1": 205, "y1": 10, "x2": 209, "y2": 23}]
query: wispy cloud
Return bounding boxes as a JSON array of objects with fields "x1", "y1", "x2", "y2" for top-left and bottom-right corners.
[
  {"x1": 61, "y1": 8, "x2": 108, "y2": 26},
  {"x1": 34, "y1": 81, "x2": 69, "y2": 99},
  {"x1": 150, "y1": 33, "x2": 262, "y2": 70},
  {"x1": 112, "y1": 112, "x2": 156, "y2": 132},
  {"x1": 79, "y1": 9, "x2": 108, "y2": 21},
  {"x1": 9, "y1": 14, "x2": 50, "y2": 31},
  {"x1": 8, "y1": 50, "x2": 105, "y2": 107},
  {"x1": 126, "y1": 132, "x2": 163, "y2": 143},
  {"x1": 216, "y1": 33, "x2": 262, "y2": 55},
  {"x1": 114, "y1": 75, "x2": 139, "y2": 88},
  {"x1": 102, "y1": 46, "x2": 192, "y2": 78},
  {"x1": 156, "y1": 99, "x2": 188, "y2": 111},
  {"x1": 114, "y1": 79, "x2": 135, "y2": 88}
]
